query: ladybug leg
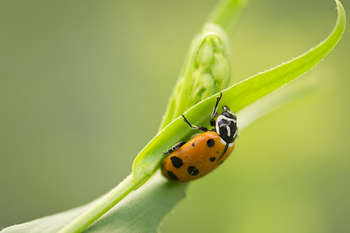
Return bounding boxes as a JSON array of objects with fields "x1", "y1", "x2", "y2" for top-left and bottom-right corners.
[
  {"x1": 164, "y1": 141, "x2": 186, "y2": 155},
  {"x1": 182, "y1": 115, "x2": 208, "y2": 132},
  {"x1": 210, "y1": 92, "x2": 223, "y2": 126},
  {"x1": 218, "y1": 143, "x2": 229, "y2": 161}
]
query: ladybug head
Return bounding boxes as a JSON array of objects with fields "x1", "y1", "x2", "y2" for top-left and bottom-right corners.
[{"x1": 215, "y1": 106, "x2": 238, "y2": 143}]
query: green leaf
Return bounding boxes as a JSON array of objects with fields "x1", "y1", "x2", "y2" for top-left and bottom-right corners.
[
  {"x1": 237, "y1": 77, "x2": 318, "y2": 130},
  {"x1": 1, "y1": 204, "x2": 91, "y2": 233}
]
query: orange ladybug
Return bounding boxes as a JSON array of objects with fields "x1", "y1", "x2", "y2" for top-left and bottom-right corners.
[{"x1": 161, "y1": 93, "x2": 238, "y2": 182}]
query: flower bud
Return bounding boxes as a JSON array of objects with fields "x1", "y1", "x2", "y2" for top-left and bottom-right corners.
[{"x1": 160, "y1": 23, "x2": 232, "y2": 129}]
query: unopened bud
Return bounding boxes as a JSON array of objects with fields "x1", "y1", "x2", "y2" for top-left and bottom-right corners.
[{"x1": 160, "y1": 23, "x2": 232, "y2": 129}]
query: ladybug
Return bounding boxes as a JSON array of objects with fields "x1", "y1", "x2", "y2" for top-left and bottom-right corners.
[{"x1": 161, "y1": 93, "x2": 238, "y2": 182}]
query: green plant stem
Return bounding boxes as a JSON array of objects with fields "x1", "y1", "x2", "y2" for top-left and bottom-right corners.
[
  {"x1": 57, "y1": 176, "x2": 138, "y2": 233},
  {"x1": 209, "y1": 0, "x2": 248, "y2": 31}
]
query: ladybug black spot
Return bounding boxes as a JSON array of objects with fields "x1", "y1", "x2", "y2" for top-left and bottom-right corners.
[
  {"x1": 209, "y1": 157, "x2": 216, "y2": 162},
  {"x1": 170, "y1": 156, "x2": 183, "y2": 168},
  {"x1": 207, "y1": 139, "x2": 215, "y2": 147},
  {"x1": 192, "y1": 142, "x2": 195, "y2": 147},
  {"x1": 167, "y1": 171, "x2": 179, "y2": 181},
  {"x1": 187, "y1": 166, "x2": 199, "y2": 176}
]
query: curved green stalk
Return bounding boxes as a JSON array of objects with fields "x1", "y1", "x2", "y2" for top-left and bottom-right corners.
[
  {"x1": 209, "y1": 0, "x2": 248, "y2": 31},
  {"x1": 57, "y1": 176, "x2": 134, "y2": 233}
]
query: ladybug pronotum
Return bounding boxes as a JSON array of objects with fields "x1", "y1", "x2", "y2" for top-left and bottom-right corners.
[{"x1": 161, "y1": 93, "x2": 238, "y2": 182}]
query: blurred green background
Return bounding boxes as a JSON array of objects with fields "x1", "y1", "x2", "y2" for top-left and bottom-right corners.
[{"x1": 0, "y1": 0, "x2": 349, "y2": 232}]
